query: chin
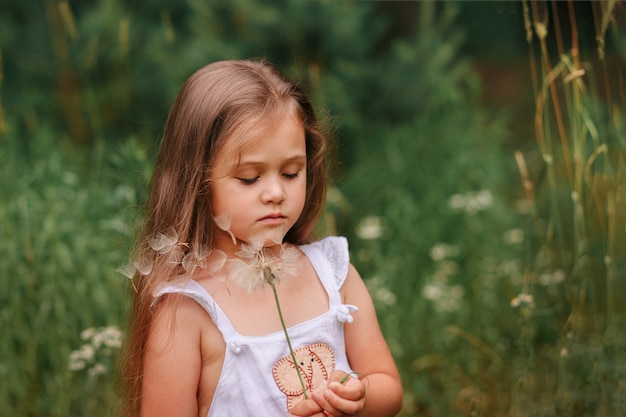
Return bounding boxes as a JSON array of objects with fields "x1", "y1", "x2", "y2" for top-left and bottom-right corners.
[{"x1": 263, "y1": 227, "x2": 288, "y2": 246}]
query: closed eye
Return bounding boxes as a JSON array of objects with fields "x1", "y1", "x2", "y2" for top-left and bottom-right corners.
[
  {"x1": 237, "y1": 176, "x2": 259, "y2": 185},
  {"x1": 283, "y1": 171, "x2": 299, "y2": 179}
]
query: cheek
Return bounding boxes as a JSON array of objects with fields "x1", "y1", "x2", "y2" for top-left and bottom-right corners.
[
  {"x1": 293, "y1": 179, "x2": 307, "y2": 212},
  {"x1": 210, "y1": 182, "x2": 231, "y2": 218}
]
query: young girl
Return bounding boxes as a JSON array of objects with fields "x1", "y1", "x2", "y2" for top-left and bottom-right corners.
[{"x1": 120, "y1": 59, "x2": 402, "y2": 417}]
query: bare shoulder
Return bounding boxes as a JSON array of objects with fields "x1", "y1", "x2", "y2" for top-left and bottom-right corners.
[
  {"x1": 142, "y1": 293, "x2": 223, "y2": 417},
  {"x1": 341, "y1": 264, "x2": 374, "y2": 308}
]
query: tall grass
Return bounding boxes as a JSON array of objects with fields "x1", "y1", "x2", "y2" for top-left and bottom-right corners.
[{"x1": 507, "y1": 1, "x2": 626, "y2": 415}]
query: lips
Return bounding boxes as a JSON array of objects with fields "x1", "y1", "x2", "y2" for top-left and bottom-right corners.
[{"x1": 259, "y1": 213, "x2": 286, "y2": 224}]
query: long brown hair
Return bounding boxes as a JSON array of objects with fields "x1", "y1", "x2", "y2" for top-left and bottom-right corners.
[{"x1": 119, "y1": 60, "x2": 329, "y2": 416}]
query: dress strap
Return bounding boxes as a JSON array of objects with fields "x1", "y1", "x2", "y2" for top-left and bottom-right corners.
[
  {"x1": 300, "y1": 236, "x2": 358, "y2": 323},
  {"x1": 153, "y1": 279, "x2": 239, "y2": 339}
]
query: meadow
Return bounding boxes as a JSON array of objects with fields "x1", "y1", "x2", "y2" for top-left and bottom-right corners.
[{"x1": 1, "y1": 1, "x2": 625, "y2": 416}]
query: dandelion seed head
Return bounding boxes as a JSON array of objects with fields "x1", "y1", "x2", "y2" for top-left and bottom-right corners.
[{"x1": 227, "y1": 234, "x2": 300, "y2": 292}]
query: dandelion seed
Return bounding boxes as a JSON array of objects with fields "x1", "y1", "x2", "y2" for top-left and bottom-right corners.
[
  {"x1": 214, "y1": 214, "x2": 237, "y2": 245},
  {"x1": 133, "y1": 255, "x2": 154, "y2": 276},
  {"x1": 164, "y1": 245, "x2": 185, "y2": 266},
  {"x1": 148, "y1": 227, "x2": 180, "y2": 254},
  {"x1": 208, "y1": 250, "x2": 227, "y2": 273}
]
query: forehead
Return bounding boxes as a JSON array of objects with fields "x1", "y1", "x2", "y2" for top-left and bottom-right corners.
[{"x1": 213, "y1": 110, "x2": 305, "y2": 170}]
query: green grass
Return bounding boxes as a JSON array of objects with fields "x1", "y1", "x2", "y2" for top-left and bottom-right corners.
[
  {"x1": 1, "y1": 3, "x2": 625, "y2": 416},
  {"x1": 0, "y1": 129, "x2": 147, "y2": 416}
]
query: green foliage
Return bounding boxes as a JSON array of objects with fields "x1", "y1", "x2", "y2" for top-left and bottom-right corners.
[
  {"x1": 335, "y1": 5, "x2": 523, "y2": 415},
  {"x1": 0, "y1": 125, "x2": 147, "y2": 416},
  {"x1": 2, "y1": 1, "x2": 626, "y2": 416}
]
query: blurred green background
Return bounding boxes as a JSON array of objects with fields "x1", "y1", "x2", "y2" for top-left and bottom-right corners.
[{"x1": 1, "y1": 1, "x2": 625, "y2": 416}]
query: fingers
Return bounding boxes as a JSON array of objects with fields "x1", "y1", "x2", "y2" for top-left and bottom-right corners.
[
  {"x1": 288, "y1": 398, "x2": 325, "y2": 417},
  {"x1": 311, "y1": 378, "x2": 366, "y2": 417}
]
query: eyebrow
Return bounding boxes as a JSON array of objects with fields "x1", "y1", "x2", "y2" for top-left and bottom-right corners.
[{"x1": 237, "y1": 154, "x2": 307, "y2": 167}]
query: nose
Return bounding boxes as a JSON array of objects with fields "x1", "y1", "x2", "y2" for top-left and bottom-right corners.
[{"x1": 261, "y1": 176, "x2": 286, "y2": 204}]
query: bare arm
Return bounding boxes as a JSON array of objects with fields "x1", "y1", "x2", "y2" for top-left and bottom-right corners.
[
  {"x1": 318, "y1": 264, "x2": 403, "y2": 417},
  {"x1": 140, "y1": 295, "x2": 203, "y2": 417}
]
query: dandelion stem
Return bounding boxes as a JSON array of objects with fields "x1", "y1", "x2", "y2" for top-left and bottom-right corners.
[{"x1": 269, "y1": 277, "x2": 308, "y2": 399}]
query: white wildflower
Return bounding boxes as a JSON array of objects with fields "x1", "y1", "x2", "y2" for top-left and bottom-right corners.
[
  {"x1": 69, "y1": 326, "x2": 123, "y2": 376},
  {"x1": 448, "y1": 190, "x2": 493, "y2": 214},
  {"x1": 429, "y1": 243, "x2": 459, "y2": 262},
  {"x1": 88, "y1": 363, "x2": 106, "y2": 377},
  {"x1": 538, "y1": 269, "x2": 565, "y2": 286},
  {"x1": 366, "y1": 275, "x2": 397, "y2": 306},
  {"x1": 510, "y1": 292, "x2": 534, "y2": 308},
  {"x1": 503, "y1": 228, "x2": 524, "y2": 245},
  {"x1": 356, "y1": 216, "x2": 383, "y2": 240}
]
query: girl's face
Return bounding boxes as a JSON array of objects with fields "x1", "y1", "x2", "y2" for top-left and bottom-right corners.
[{"x1": 210, "y1": 114, "x2": 307, "y2": 253}]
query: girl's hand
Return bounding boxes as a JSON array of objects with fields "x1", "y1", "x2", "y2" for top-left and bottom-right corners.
[
  {"x1": 310, "y1": 371, "x2": 367, "y2": 417},
  {"x1": 288, "y1": 398, "x2": 326, "y2": 417}
]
